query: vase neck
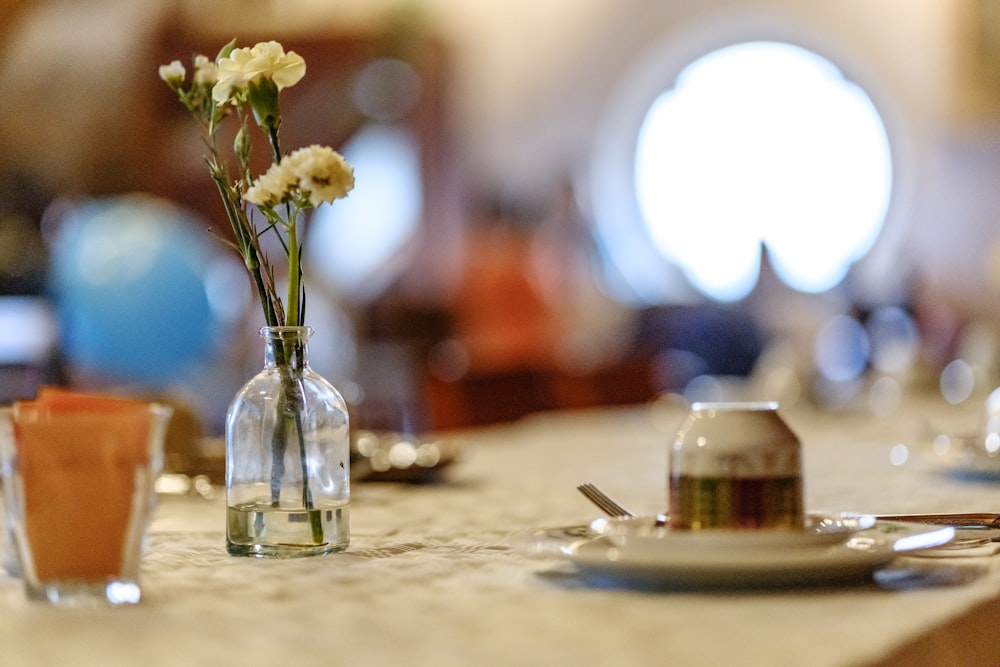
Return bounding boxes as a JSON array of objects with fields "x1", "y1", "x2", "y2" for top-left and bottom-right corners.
[{"x1": 261, "y1": 326, "x2": 313, "y2": 372}]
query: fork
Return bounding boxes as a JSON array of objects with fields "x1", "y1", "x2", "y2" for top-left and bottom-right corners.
[{"x1": 576, "y1": 483, "x2": 637, "y2": 518}]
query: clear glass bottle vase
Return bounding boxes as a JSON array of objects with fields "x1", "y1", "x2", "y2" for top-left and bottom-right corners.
[{"x1": 226, "y1": 326, "x2": 350, "y2": 557}]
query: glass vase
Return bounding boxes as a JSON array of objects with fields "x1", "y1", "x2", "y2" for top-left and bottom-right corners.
[{"x1": 226, "y1": 326, "x2": 350, "y2": 557}]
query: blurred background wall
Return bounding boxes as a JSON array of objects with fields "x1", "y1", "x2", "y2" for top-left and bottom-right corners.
[{"x1": 1, "y1": 0, "x2": 998, "y2": 433}]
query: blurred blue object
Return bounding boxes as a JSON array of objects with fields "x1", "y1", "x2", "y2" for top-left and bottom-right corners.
[{"x1": 48, "y1": 194, "x2": 217, "y2": 383}]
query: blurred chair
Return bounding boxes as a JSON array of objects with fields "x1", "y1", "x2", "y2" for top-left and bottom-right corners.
[
  {"x1": 632, "y1": 304, "x2": 765, "y2": 392},
  {"x1": 0, "y1": 171, "x2": 60, "y2": 402}
]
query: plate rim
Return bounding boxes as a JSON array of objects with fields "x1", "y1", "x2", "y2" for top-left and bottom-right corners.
[{"x1": 556, "y1": 518, "x2": 955, "y2": 588}]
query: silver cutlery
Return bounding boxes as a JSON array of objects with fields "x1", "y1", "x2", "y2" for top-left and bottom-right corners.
[
  {"x1": 868, "y1": 513, "x2": 1000, "y2": 528},
  {"x1": 576, "y1": 483, "x2": 635, "y2": 518}
]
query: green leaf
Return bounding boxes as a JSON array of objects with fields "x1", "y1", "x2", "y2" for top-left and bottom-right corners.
[{"x1": 216, "y1": 38, "x2": 238, "y2": 63}]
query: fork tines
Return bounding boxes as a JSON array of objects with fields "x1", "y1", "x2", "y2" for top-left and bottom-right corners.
[{"x1": 576, "y1": 483, "x2": 634, "y2": 518}]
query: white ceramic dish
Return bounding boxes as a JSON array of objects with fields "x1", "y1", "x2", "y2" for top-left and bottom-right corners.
[{"x1": 525, "y1": 514, "x2": 955, "y2": 589}]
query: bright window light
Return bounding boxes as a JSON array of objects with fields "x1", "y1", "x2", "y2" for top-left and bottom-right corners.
[
  {"x1": 635, "y1": 41, "x2": 892, "y2": 301},
  {"x1": 306, "y1": 124, "x2": 423, "y2": 303}
]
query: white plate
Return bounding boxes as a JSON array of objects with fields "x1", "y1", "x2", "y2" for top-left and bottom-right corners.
[{"x1": 524, "y1": 514, "x2": 955, "y2": 589}]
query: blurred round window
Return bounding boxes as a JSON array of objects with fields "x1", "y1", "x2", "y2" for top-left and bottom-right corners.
[{"x1": 592, "y1": 40, "x2": 893, "y2": 303}]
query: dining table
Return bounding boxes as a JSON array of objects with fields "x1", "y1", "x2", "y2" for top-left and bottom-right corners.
[{"x1": 3, "y1": 388, "x2": 1000, "y2": 666}]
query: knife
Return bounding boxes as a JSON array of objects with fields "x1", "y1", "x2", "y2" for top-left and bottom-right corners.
[
  {"x1": 870, "y1": 513, "x2": 1000, "y2": 548},
  {"x1": 873, "y1": 513, "x2": 1000, "y2": 529}
]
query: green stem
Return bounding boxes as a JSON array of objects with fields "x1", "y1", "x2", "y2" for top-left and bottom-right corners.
[
  {"x1": 268, "y1": 125, "x2": 282, "y2": 164},
  {"x1": 286, "y1": 219, "x2": 301, "y2": 326},
  {"x1": 206, "y1": 112, "x2": 278, "y2": 327},
  {"x1": 293, "y1": 408, "x2": 324, "y2": 543},
  {"x1": 273, "y1": 333, "x2": 323, "y2": 544},
  {"x1": 270, "y1": 338, "x2": 289, "y2": 505},
  {"x1": 212, "y1": 175, "x2": 279, "y2": 326}
]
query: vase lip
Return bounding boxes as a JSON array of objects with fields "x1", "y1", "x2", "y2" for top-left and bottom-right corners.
[{"x1": 259, "y1": 325, "x2": 314, "y2": 338}]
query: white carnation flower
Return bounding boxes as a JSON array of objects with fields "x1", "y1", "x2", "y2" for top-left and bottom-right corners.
[
  {"x1": 213, "y1": 41, "x2": 305, "y2": 104},
  {"x1": 244, "y1": 161, "x2": 296, "y2": 207},
  {"x1": 285, "y1": 145, "x2": 355, "y2": 207}
]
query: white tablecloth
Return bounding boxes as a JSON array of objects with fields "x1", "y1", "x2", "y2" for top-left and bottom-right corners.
[{"x1": 3, "y1": 396, "x2": 1000, "y2": 666}]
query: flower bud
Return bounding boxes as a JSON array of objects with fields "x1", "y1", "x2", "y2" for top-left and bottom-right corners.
[
  {"x1": 234, "y1": 126, "x2": 251, "y2": 161},
  {"x1": 247, "y1": 77, "x2": 282, "y2": 134},
  {"x1": 158, "y1": 60, "x2": 186, "y2": 85},
  {"x1": 193, "y1": 55, "x2": 217, "y2": 86}
]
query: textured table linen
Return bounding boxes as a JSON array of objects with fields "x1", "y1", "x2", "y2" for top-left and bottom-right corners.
[{"x1": 3, "y1": 396, "x2": 1000, "y2": 666}]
